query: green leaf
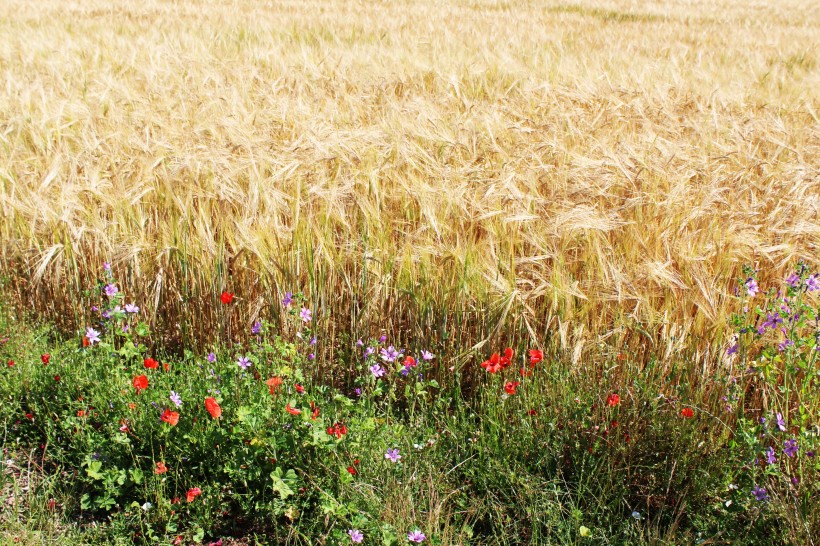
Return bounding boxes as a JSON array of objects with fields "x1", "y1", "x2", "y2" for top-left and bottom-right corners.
[
  {"x1": 86, "y1": 461, "x2": 103, "y2": 480},
  {"x1": 129, "y1": 467, "x2": 144, "y2": 484}
]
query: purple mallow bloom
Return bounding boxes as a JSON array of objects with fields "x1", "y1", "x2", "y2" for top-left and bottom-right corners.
[
  {"x1": 761, "y1": 313, "x2": 783, "y2": 331},
  {"x1": 385, "y1": 448, "x2": 401, "y2": 463},
  {"x1": 300, "y1": 307, "x2": 312, "y2": 323},
  {"x1": 348, "y1": 530, "x2": 363, "y2": 544},
  {"x1": 207, "y1": 352, "x2": 216, "y2": 363},
  {"x1": 103, "y1": 261, "x2": 111, "y2": 271},
  {"x1": 354, "y1": 388, "x2": 362, "y2": 397},
  {"x1": 282, "y1": 292, "x2": 293, "y2": 307},
  {"x1": 356, "y1": 339, "x2": 364, "y2": 347},
  {"x1": 407, "y1": 530, "x2": 426, "y2": 543},
  {"x1": 806, "y1": 274, "x2": 819, "y2": 292},
  {"x1": 776, "y1": 412, "x2": 786, "y2": 432},
  {"x1": 421, "y1": 350, "x2": 434, "y2": 361},
  {"x1": 400, "y1": 366, "x2": 411, "y2": 377},
  {"x1": 364, "y1": 346, "x2": 375, "y2": 358},
  {"x1": 124, "y1": 303, "x2": 139, "y2": 313},
  {"x1": 745, "y1": 278, "x2": 759, "y2": 297},
  {"x1": 104, "y1": 284, "x2": 118, "y2": 297},
  {"x1": 785, "y1": 273, "x2": 801, "y2": 288},
  {"x1": 85, "y1": 327, "x2": 101, "y2": 345},
  {"x1": 765, "y1": 446, "x2": 776, "y2": 465},
  {"x1": 170, "y1": 391, "x2": 182, "y2": 408},
  {"x1": 752, "y1": 485, "x2": 768, "y2": 501},
  {"x1": 380, "y1": 345, "x2": 400, "y2": 362},
  {"x1": 310, "y1": 336, "x2": 317, "y2": 346},
  {"x1": 252, "y1": 321, "x2": 262, "y2": 335},
  {"x1": 379, "y1": 335, "x2": 387, "y2": 343},
  {"x1": 727, "y1": 344, "x2": 738, "y2": 356},
  {"x1": 784, "y1": 438, "x2": 798, "y2": 458},
  {"x1": 237, "y1": 356, "x2": 251, "y2": 370},
  {"x1": 370, "y1": 364, "x2": 385, "y2": 378},
  {"x1": 308, "y1": 353, "x2": 315, "y2": 360}
]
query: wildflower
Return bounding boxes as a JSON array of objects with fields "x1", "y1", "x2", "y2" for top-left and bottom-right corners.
[
  {"x1": 380, "y1": 345, "x2": 400, "y2": 362},
  {"x1": 527, "y1": 409, "x2": 537, "y2": 416},
  {"x1": 631, "y1": 511, "x2": 642, "y2": 520},
  {"x1": 282, "y1": 292, "x2": 293, "y2": 307},
  {"x1": 300, "y1": 307, "x2": 312, "y2": 323},
  {"x1": 41, "y1": 354, "x2": 50, "y2": 365},
  {"x1": 251, "y1": 321, "x2": 262, "y2": 335},
  {"x1": 379, "y1": 335, "x2": 387, "y2": 343},
  {"x1": 155, "y1": 461, "x2": 168, "y2": 474},
  {"x1": 745, "y1": 278, "x2": 759, "y2": 297},
  {"x1": 54, "y1": 374, "x2": 60, "y2": 382},
  {"x1": 785, "y1": 273, "x2": 801, "y2": 288},
  {"x1": 327, "y1": 422, "x2": 348, "y2": 439},
  {"x1": 267, "y1": 376, "x2": 284, "y2": 394},
  {"x1": 481, "y1": 353, "x2": 503, "y2": 373},
  {"x1": 385, "y1": 448, "x2": 401, "y2": 463},
  {"x1": 529, "y1": 349, "x2": 543, "y2": 366},
  {"x1": 500, "y1": 347, "x2": 514, "y2": 368},
  {"x1": 347, "y1": 466, "x2": 357, "y2": 476},
  {"x1": 364, "y1": 346, "x2": 375, "y2": 358},
  {"x1": 85, "y1": 327, "x2": 101, "y2": 345},
  {"x1": 356, "y1": 339, "x2": 364, "y2": 347},
  {"x1": 369, "y1": 364, "x2": 385, "y2": 378},
  {"x1": 186, "y1": 487, "x2": 202, "y2": 502},
  {"x1": 295, "y1": 384, "x2": 305, "y2": 394},
  {"x1": 237, "y1": 356, "x2": 251, "y2": 370},
  {"x1": 170, "y1": 391, "x2": 182, "y2": 408},
  {"x1": 761, "y1": 313, "x2": 783, "y2": 331},
  {"x1": 104, "y1": 284, "x2": 118, "y2": 297},
  {"x1": 421, "y1": 350, "x2": 434, "y2": 361},
  {"x1": 784, "y1": 438, "x2": 798, "y2": 458},
  {"x1": 220, "y1": 291, "x2": 234, "y2": 304},
  {"x1": 607, "y1": 393, "x2": 620, "y2": 407},
  {"x1": 681, "y1": 407, "x2": 694, "y2": 418},
  {"x1": 144, "y1": 357, "x2": 159, "y2": 369},
  {"x1": 348, "y1": 530, "x2": 364, "y2": 543},
  {"x1": 504, "y1": 381, "x2": 520, "y2": 395},
  {"x1": 310, "y1": 401, "x2": 320, "y2": 419},
  {"x1": 308, "y1": 353, "x2": 315, "y2": 360},
  {"x1": 727, "y1": 343, "x2": 738, "y2": 356},
  {"x1": 77, "y1": 410, "x2": 86, "y2": 417},
  {"x1": 125, "y1": 303, "x2": 139, "y2": 313},
  {"x1": 752, "y1": 485, "x2": 768, "y2": 501},
  {"x1": 776, "y1": 412, "x2": 786, "y2": 431},
  {"x1": 25, "y1": 413, "x2": 33, "y2": 420},
  {"x1": 407, "y1": 530, "x2": 426, "y2": 543},
  {"x1": 204, "y1": 397, "x2": 222, "y2": 419},
  {"x1": 161, "y1": 409, "x2": 180, "y2": 426},
  {"x1": 765, "y1": 446, "x2": 776, "y2": 465},
  {"x1": 520, "y1": 367, "x2": 532, "y2": 377},
  {"x1": 403, "y1": 355, "x2": 417, "y2": 368},
  {"x1": 141, "y1": 502, "x2": 153, "y2": 512},
  {"x1": 7, "y1": 359, "x2": 14, "y2": 367},
  {"x1": 133, "y1": 375, "x2": 149, "y2": 393},
  {"x1": 806, "y1": 274, "x2": 819, "y2": 292},
  {"x1": 285, "y1": 403, "x2": 301, "y2": 415},
  {"x1": 103, "y1": 261, "x2": 111, "y2": 271}
]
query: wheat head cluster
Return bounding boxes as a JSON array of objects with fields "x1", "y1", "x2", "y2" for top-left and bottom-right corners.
[{"x1": 0, "y1": 0, "x2": 817, "y2": 364}]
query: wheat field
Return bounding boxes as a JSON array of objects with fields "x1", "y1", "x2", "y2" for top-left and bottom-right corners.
[{"x1": 0, "y1": 0, "x2": 818, "y2": 361}]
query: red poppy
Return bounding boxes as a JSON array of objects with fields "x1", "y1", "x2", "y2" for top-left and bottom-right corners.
[
  {"x1": 403, "y1": 356, "x2": 416, "y2": 368},
  {"x1": 7, "y1": 360, "x2": 14, "y2": 367},
  {"x1": 163, "y1": 363, "x2": 170, "y2": 371},
  {"x1": 353, "y1": 458, "x2": 360, "y2": 465},
  {"x1": 77, "y1": 410, "x2": 86, "y2": 417},
  {"x1": 529, "y1": 349, "x2": 543, "y2": 367},
  {"x1": 527, "y1": 409, "x2": 537, "y2": 416},
  {"x1": 132, "y1": 375, "x2": 149, "y2": 393},
  {"x1": 54, "y1": 374, "x2": 61, "y2": 382},
  {"x1": 285, "y1": 403, "x2": 301, "y2": 415},
  {"x1": 504, "y1": 381, "x2": 520, "y2": 395},
  {"x1": 500, "y1": 347, "x2": 514, "y2": 368},
  {"x1": 155, "y1": 461, "x2": 168, "y2": 474},
  {"x1": 295, "y1": 384, "x2": 305, "y2": 394},
  {"x1": 266, "y1": 376, "x2": 283, "y2": 394},
  {"x1": 617, "y1": 353, "x2": 627, "y2": 361},
  {"x1": 41, "y1": 354, "x2": 51, "y2": 365},
  {"x1": 681, "y1": 407, "x2": 694, "y2": 418},
  {"x1": 607, "y1": 393, "x2": 620, "y2": 407},
  {"x1": 347, "y1": 466, "x2": 357, "y2": 475},
  {"x1": 82, "y1": 336, "x2": 90, "y2": 348},
  {"x1": 310, "y1": 401, "x2": 320, "y2": 420},
  {"x1": 161, "y1": 409, "x2": 180, "y2": 426},
  {"x1": 186, "y1": 487, "x2": 202, "y2": 502},
  {"x1": 25, "y1": 413, "x2": 34, "y2": 420},
  {"x1": 204, "y1": 397, "x2": 222, "y2": 419},
  {"x1": 144, "y1": 357, "x2": 159, "y2": 369},
  {"x1": 327, "y1": 422, "x2": 348, "y2": 439},
  {"x1": 220, "y1": 291, "x2": 234, "y2": 305},
  {"x1": 481, "y1": 353, "x2": 503, "y2": 373}
]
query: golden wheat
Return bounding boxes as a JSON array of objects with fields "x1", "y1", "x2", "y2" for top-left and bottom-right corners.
[{"x1": 0, "y1": 0, "x2": 818, "y2": 362}]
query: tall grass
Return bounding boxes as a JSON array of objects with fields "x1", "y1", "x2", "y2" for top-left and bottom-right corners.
[{"x1": 0, "y1": 0, "x2": 818, "y2": 362}]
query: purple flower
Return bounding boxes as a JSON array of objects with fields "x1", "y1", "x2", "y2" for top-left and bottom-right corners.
[
  {"x1": 727, "y1": 344, "x2": 738, "y2": 356},
  {"x1": 104, "y1": 284, "x2": 118, "y2": 297},
  {"x1": 364, "y1": 346, "x2": 375, "y2": 358},
  {"x1": 310, "y1": 336, "x2": 317, "y2": 346},
  {"x1": 207, "y1": 352, "x2": 216, "y2": 363},
  {"x1": 85, "y1": 327, "x2": 101, "y2": 345},
  {"x1": 778, "y1": 339, "x2": 795, "y2": 352},
  {"x1": 354, "y1": 388, "x2": 362, "y2": 397},
  {"x1": 761, "y1": 313, "x2": 783, "y2": 331},
  {"x1": 745, "y1": 278, "x2": 759, "y2": 297},
  {"x1": 282, "y1": 292, "x2": 293, "y2": 307},
  {"x1": 103, "y1": 261, "x2": 111, "y2": 271},
  {"x1": 252, "y1": 321, "x2": 262, "y2": 335},
  {"x1": 765, "y1": 446, "x2": 776, "y2": 465},
  {"x1": 122, "y1": 324, "x2": 129, "y2": 333},
  {"x1": 170, "y1": 391, "x2": 182, "y2": 408},
  {"x1": 806, "y1": 274, "x2": 819, "y2": 292},
  {"x1": 785, "y1": 273, "x2": 801, "y2": 288},
  {"x1": 380, "y1": 345, "x2": 400, "y2": 362},
  {"x1": 776, "y1": 412, "x2": 786, "y2": 432},
  {"x1": 300, "y1": 307, "x2": 312, "y2": 323},
  {"x1": 407, "y1": 530, "x2": 426, "y2": 543},
  {"x1": 237, "y1": 356, "x2": 251, "y2": 370},
  {"x1": 379, "y1": 335, "x2": 387, "y2": 343},
  {"x1": 308, "y1": 353, "x2": 315, "y2": 360},
  {"x1": 784, "y1": 438, "x2": 798, "y2": 458},
  {"x1": 752, "y1": 485, "x2": 768, "y2": 501},
  {"x1": 385, "y1": 448, "x2": 401, "y2": 463},
  {"x1": 356, "y1": 339, "x2": 364, "y2": 347},
  {"x1": 124, "y1": 303, "x2": 139, "y2": 313},
  {"x1": 370, "y1": 364, "x2": 385, "y2": 378},
  {"x1": 421, "y1": 350, "x2": 434, "y2": 361},
  {"x1": 348, "y1": 530, "x2": 363, "y2": 544},
  {"x1": 400, "y1": 366, "x2": 411, "y2": 377},
  {"x1": 102, "y1": 310, "x2": 112, "y2": 319}
]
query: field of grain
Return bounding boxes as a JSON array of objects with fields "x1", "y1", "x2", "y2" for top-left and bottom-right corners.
[{"x1": 1, "y1": 0, "x2": 818, "y2": 358}]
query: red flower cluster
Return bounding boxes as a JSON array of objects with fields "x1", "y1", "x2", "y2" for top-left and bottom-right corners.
[
  {"x1": 144, "y1": 357, "x2": 159, "y2": 369},
  {"x1": 681, "y1": 407, "x2": 694, "y2": 418},
  {"x1": 220, "y1": 291, "x2": 234, "y2": 305},
  {"x1": 186, "y1": 487, "x2": 202, "y2": 502},
  {"x1": 327, "y1": 422, "x2": 348, "y2": 439},
  {"x1": 481, "y1": 348, "x2": 514, "y2": 373},
  {"x1": 285, "y1": 403, "x2": 301, "y2": 415},
  {"x1": 310, "y1": 401, "x2": 320, "y2": 420},
  {"x1": 41, "y1": 354, "x2": 50, "y2": 365},
  {"x1": 607, "y1": 393, "x2": 620, "y2": 407},
  {"x1": 266, "y1": 376, "x2": 283, "y2": 394},
  {"x1": 504, "y1": 381, "x2": 520, "y2": 395}
]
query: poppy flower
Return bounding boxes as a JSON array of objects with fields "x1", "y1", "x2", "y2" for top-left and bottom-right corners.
[
  {"x1": 155, "y1": 461, "x2": 168, "y2": 474},
  {"x1": 681, "y1": 407, "x2": 694, "y2": 418},
  {"x1": 144, "y1": 357, "x2": 159, "y2": 369},
  {"x1": 25, "y1": 413, "x2": 34, "y2": 420},
  {"x1": 266, "y1": 376, "x2": 283, "y2": 394},
  {"x1": 82, "y1": 336, "x2": 90, "y2": 348},
  {"x1": 310, "y1": 401, "x2": 320, "y2": 420},
  {"x1": 327, "y1": 422, "x2": 348, "y2": 438},
  {"x1": 77, "y1": 410, "x2": 86, "y2": 417},
  {"x1": 500, "y1": 347, "x2": 514, "y2": 368},
  {"x1": 285, "y1": 403, "x2": 301, "y2": 415},
  {"x1": 481, "y1": 353, "x2": 503, "y2": 373},
  {"x1": 520, "y1": 368, "x2": 532, "y2": 377},
  {"x1": 133, "y1": 375, "x2": 149, "y2": 393},
  {"x1": 54, "y1": 374, "x2": 61, "y2": 382},
  {"x1": 529, "y1": 349, "x2": 543, "y2": 367},
  {"x1": 41, "y1": 354, "x2": 50, "y2": 365},
  {"x1": 607, "y1": 393, "x2": 620, "y2": 407},
  {"x1": 127, "y1": 402, "x2": 136, "y2": 410},
  {"x1": 163, "y1": 363, "x2": 170, "y2": 371},
  {"x1": 7, "y1": 360, "x2": 14, "y2": 367},
  {"x1": 220, "y1": 291, "x2": 234, "y2": 305},
  {"x1": 527, "y1": 409, "x2": 537, "y2": 416},
  {"x1": 504, "y1": 381, "x2": 520, "y2": 395},
  {"x1": 347, "y1": 466, "x2": 357, "y2": 475},
  {"x1": 204, "y1": 397, "x2": 222, "y2": 419},
  {"x1": 403, "y1": 356, "x2": 416, "y2": 368},
  {"x1": 295, "y1": 384, "x2": 305, "y2": 394},
  {"x1": 161, "y1": 409, "x2": 180, "y2": 426},
  {"x1": 186, "y1": 487, "x2": 202, "y2": 502}
]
